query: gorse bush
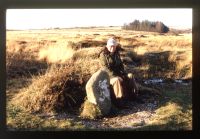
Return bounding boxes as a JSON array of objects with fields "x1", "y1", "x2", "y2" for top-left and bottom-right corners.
[{"x1": 122, "y1": 20, "x2": 169, "y2": 33}]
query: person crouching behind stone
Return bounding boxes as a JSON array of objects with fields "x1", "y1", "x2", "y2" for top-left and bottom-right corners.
[{"x1": 98, "y1": 37, "x2": 139, "y2": 108}]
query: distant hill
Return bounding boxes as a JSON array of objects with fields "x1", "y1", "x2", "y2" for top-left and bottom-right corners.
[{"x1": 169, "y1": 26, "x2": 192, "y2": 34}]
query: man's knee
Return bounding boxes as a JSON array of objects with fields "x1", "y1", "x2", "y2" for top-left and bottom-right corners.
[{"x1": 110, "y1": 77, "x2": 123, "y2": 85}]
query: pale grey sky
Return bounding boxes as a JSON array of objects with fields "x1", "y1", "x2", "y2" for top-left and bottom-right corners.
[{"x1": 6, "y1": 9, "x2": 192, "y2": 30}]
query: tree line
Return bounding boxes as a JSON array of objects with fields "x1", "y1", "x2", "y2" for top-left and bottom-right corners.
[{"x1": 122, "y1": 20, "x2": 169, "y2": 33}]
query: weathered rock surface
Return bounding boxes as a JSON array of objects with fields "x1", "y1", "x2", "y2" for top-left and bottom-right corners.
[{"x1": 85, "y1": 68, "x2": 111, "y2": 115}]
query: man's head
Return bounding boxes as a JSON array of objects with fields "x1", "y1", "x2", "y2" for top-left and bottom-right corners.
[{"x1": 106, "y1": 38, "x2": 118, "y2": 53}]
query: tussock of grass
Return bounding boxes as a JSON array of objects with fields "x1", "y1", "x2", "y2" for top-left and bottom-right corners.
[
  {"x1": 10, "y1": 47, "x2": 102, "y2": 114},
  {"x1": 11, "y1": 63, "x2": 86, "y2": 114},
  {"x1": 72, "y1": 47, "x2": 102, "y2": 75},
  {"x1": 80, "y1": 100, "x2": 102, "y2": 119}
]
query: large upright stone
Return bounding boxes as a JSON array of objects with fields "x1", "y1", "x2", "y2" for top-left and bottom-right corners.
[{"x1": 85, "y1": 68, "x2": 111, "y2": 115}]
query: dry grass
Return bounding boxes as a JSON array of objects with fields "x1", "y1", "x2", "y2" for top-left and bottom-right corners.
[
  {"x1": 6, "y1": 26, "x2": 192, "y2": 130},
  {"x1": 10, "y1": 47, "x2": 102, "y2": 114},
  {"x1": 145, "y1": 101, "x2": 192, "y2": 130},
  {"x1": 38, "y1": 44, "x2": 75, "y2": 63},
  {"x1": 137, "y1": 51, "x2": 192, "y2": 79},
  {"x1": 80, "y1": 100, "x2": 102, "y2": 119},
  {"x1": 11, "y1": 64, "x2": 86, "y2": 114}
]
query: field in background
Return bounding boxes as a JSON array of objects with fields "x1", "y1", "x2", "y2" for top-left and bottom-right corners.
[{"x1": 6, "y1": 26, "x2": 192, "y2": 130}]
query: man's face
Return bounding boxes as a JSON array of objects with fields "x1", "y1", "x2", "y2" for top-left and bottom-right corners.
[{"x1": 107, "y1": 45, "x2": 117, "y2": 53}]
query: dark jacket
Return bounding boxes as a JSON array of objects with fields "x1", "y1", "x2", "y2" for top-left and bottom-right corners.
[{"x1": 99, "y1": 47, "x2": 126, "y2": 78}]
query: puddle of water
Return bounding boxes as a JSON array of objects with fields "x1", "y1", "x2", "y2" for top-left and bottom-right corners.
[
  {"x1": 144, "y1": 79, "x2": 163, "y2": 84},
  {"x1": 144, "y1": 78, "x2": 190, "y2": 85}
]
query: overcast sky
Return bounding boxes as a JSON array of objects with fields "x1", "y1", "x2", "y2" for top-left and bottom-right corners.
[{"x1": 6, "y1": 9, "x2": 192, "y2": 30}]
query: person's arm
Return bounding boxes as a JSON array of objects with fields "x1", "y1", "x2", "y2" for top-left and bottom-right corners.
[
  {"x1": 117, "y1": 53, "x2": 127, "y2": 75},
  {"x1": 119, "y1": 62, "x2": 125, "y2": 74},
  {"x1": 99, "y1": 53, "x2": 114, "y2": 77},
  {"x1": 99, "y1": 53, "x2": 108, "y2": 68}
]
